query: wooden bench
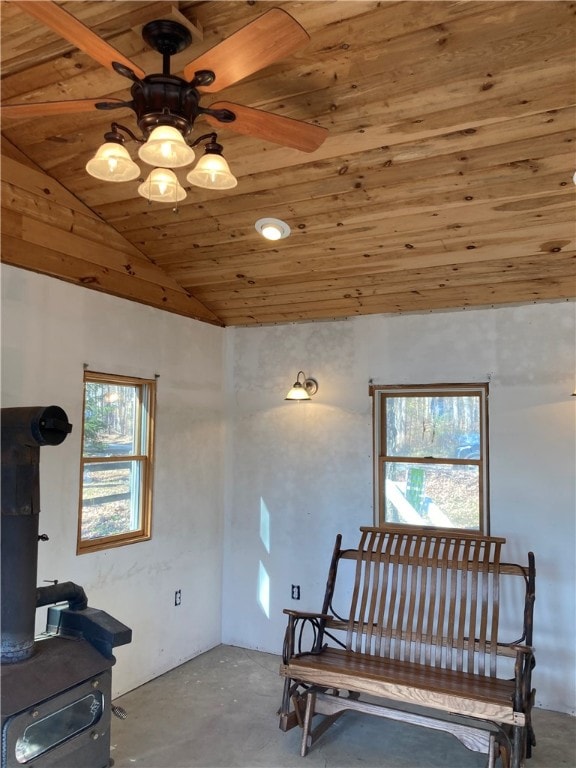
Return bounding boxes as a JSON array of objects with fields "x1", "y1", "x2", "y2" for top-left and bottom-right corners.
[{"x1": 279, "y1": 526, "x2": 536, "y2": 768}]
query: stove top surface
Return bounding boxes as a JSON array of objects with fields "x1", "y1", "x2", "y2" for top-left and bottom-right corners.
[{"x1": 1, "y1": 635, "x2": 113, "y2": 719}]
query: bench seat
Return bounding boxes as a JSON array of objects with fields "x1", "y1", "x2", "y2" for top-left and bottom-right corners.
[{"x1": 281, "y1": 646, "x2": 521, "y2": 725}]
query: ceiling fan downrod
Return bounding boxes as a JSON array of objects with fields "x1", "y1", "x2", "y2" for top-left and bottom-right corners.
[{"x1": 142, "y1": 19, "x2": 192, "y2": 76}]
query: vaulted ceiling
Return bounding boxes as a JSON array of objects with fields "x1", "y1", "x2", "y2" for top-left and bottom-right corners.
[{"x1": 1, "y1": 1, "x2": 575, "y2": 326}]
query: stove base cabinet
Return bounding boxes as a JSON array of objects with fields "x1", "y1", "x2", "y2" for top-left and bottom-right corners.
[{"x1": 1, "y1": 637, "x2": 114, "y2": 768}]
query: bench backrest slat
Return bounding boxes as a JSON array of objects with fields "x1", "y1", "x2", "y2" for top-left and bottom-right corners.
[{"x1": 335, "y1": 526, "x2": 504, "y2": 674}]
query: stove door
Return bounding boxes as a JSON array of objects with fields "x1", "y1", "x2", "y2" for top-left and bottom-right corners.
[{"x1": 2, "y1": 670, "x2": 111, "y2": 768}]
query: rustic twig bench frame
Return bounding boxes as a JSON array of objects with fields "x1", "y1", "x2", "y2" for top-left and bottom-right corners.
[{"x1": 279, "y1": 526, "x2": 536, "y2": 768}]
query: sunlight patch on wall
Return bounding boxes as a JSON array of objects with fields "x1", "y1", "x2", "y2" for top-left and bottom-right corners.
[
  {"x1": 260, "y1": 497, "x2": 270, "y2": 553},
  {"x1": 258, "y1": 560, "x2": 270, "y2": 618}
]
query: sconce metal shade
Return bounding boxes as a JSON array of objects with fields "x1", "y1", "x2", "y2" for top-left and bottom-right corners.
[
  {"x1": 187, "y1": 151, "x2": 237, "y2": 189},
  {"x1": 137, "y1": 168, "x2": 186, "y2": 203},
  {"x1": 85, "y1": 142, "x2": 140, "y2": 182},
  {"x1": 138, "y1": 125, "x2": 196, "y2": 168},
  {"x1": 285, "y1": 371, "x2": 318, "y2": 401}
]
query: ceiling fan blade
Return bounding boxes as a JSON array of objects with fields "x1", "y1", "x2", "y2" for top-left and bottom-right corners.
[
  {"x1": 204, "y1": 102, "x2": 328, "y2": 153},
  {"x1": 183, "y1": 8, "x2": 309, "y2": 92},
  {"x1": 13, "y1": 0, "x2": 146, "y2": 79},
  {"x1": 1, "y1": 99, "x2": 128, "y2": 119}
]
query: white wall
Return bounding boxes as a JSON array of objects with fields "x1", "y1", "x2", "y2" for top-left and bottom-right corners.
[
  {"x1": 2, "y1": 265, "x2": 575, "y2": 714},
  {"x1": 1, "y1": 265, "x2": 226, "y2": 697},
  {"x1": 223, "y1": 302, "x2": 576, "y2": 714}
]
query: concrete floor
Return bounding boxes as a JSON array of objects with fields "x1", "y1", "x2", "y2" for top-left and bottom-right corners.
[{"x1": 110, "y1": 645, "x2": 575, "y2": 768}]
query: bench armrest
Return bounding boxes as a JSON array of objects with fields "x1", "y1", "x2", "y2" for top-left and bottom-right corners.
[
  {"x1": 282, "y1": 610, "x2": 333, "y2": 663},
  {"x1": 283, "y1": 609, "x2": 333, "y2": 620},
  {"x1": 510, "y1": 643, "x2": 535, "y2": 655}
]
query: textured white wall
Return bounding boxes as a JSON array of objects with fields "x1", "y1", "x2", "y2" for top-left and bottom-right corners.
[
  {"x1": 2, "y1": 264, "x2": 574, "y2": 714},
  {"x1": 1, "y1": 265, "x2": 225, "y2": 697},
  {"x1": 224, "y1": 302, "x2": 576, "y2": 714}
]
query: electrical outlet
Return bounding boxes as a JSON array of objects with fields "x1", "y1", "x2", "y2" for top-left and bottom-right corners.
[
  {"x1": 174, "y1": 589, "x2": 181, "y2": 606},
  {"x1": 291, "y1": 584, "x2": 300, "y2": 600}
]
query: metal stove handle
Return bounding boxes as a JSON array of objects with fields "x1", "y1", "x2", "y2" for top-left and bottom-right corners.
[{"x1": 111, "y1": 704, "x2": 128, "y2": 720}]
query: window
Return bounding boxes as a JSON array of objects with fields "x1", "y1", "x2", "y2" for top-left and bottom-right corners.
[
  {"x1": 371, "y1": 384, "x2": 489, "y2": 532},
  {"x1": 78, "y1": 371, "x2": 156, "y2": 553}
]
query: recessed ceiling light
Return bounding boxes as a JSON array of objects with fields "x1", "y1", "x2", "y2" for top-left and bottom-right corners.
[{"x1": 255, "y1": 217, "x2": 291, "y2": 240}]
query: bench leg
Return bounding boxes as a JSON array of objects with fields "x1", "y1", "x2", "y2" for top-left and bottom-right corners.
[
  {"x1": 489, "y1": 732, "x2": 512, "y2": 768},
  {"x1": 301, "y1": 690, "x2": 316, "y2": 757},
  {"x1": 511, "y1": 725, "x2": 525, "y2": 768},
  {"x1": 300, "y1": 689, "x2": 348, "y2": 756},
  {"x1": 279, "y1": 678, "x2": 306, "y2": 732},
  {"x1": 498, "y1": 738, "x2": 511, "y2": 768},
  {"x1": 278, "y1": 677, "x2": 293, "y2": 730},
  {"x1": 488, "y1": 733, "x2": 496, "y2": 768}
]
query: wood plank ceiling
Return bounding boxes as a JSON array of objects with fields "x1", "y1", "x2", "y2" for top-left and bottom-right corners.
[{"x1": 1, "y1": 0, "x2": 575, "y2": 327}]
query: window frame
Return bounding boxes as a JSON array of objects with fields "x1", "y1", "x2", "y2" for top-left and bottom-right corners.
[
  {"x1": 371, "y1": 383, "x2": 489, "y2": 533},
  {"x1": 77, "y1": 370, "x2": 156, "y2": 554}
]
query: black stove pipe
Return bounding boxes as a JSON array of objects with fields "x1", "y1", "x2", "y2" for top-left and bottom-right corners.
[
  {"x1": 1, "y1": 406, "x2": 72, "y2": 663},
  {"x1": 36, "y1": 581, "x2": 88, "y2": 612}
]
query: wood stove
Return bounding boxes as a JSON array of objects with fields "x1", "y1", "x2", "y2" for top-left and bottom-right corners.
[{"x1": 1, "y1": 407, "x2": 132, "y2": 768}]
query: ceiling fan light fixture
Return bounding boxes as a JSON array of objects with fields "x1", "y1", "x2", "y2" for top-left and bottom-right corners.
[
  {"x1": 85, "y1": 142, "x2": 140, "y2": 182},
  {"x1": 12, "y1": 6, "x2": 329, "y2": 203},
  {"x1": 138, "y1": 125, "x2": 196, "y2": 168},
  {"x1": 137, "y1": 168, "x2": 186, "y2": 204},
  {"x1": 255, "y1": 217, "x2": 291, "y2": 241},
  {"x1": 186, "y1": 148, "x2": 237, "y2": 190}
]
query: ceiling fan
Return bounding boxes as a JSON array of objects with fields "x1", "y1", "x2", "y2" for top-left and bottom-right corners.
[{"x1": 1, "y1": 1, "x2": 328, "y2": 155}]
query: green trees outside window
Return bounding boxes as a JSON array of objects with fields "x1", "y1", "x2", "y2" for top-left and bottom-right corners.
[
  {"x1": 371, "y1": 384, "x2": 489, "y2": 532},
  {"x1": 78, "y1": 371, "x2": 156, "y2": 553}
]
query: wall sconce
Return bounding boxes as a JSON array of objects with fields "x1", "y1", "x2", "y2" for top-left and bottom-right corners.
[
  {"x1": 85, "y1": 124, "x2": 236, "y2": 203},
  {"x1": 285, "y1": 371, "x2": 318, "y2": 401}
]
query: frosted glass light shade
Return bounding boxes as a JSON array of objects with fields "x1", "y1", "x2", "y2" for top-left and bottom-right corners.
[
  {"x1": 285, "y1": 382, "x2": 311, "y2": 400},
  {"x1": 137, "y1": 168, "x2": 186, "y2": 203},
  {"x1": 85, "y1": 142, "x2": 140, "y2": 182},
  {"x1": 138, "y1": 126, "x2": 195, "y2": 168},
  {"x1": 186, "y1": 152, "x2": 237, "y2": 189}
]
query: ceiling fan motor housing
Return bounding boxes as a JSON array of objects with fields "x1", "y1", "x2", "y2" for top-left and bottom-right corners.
[{"x1": 131, "y1": 75, "x2": 201, "y2": 137}]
